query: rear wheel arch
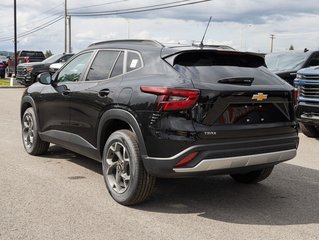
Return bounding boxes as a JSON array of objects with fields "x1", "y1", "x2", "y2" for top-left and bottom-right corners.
[{"x1": 97, "y1": 109, "x2": 147, "y2": 160}]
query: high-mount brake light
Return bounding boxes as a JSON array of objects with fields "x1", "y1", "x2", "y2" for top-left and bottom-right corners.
[{"x1": 140, "y1": 86, "x2": 200, "y2": 111}]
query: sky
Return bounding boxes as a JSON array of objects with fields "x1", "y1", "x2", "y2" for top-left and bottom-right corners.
[{"x1": 0, "y1": 0, "x2": 319, "y2": 55}]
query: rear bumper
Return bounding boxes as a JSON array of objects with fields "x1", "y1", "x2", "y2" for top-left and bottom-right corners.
[
  {"x1": 143, "y1": 132, "x2": 299, "y2": 178},
  {"x1": 173, "y1": 149, "x2": 296, "y2": 173}
]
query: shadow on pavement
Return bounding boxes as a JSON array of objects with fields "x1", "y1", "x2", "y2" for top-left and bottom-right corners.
[
  {"x1": 43, "y1": 145, "x2": 319, "y2": 226},
  {"x1": 43, "y1": 145, "x2": 102, "y2": 175}
]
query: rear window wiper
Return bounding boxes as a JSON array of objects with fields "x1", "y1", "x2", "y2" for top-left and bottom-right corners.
[{"x1": 218, "y1": 77, "x2": 254, "y2": 85}]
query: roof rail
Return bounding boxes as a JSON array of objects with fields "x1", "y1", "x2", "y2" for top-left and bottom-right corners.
[{"x1": 88, "y1": 39, "x2": 164, "y2": 48}]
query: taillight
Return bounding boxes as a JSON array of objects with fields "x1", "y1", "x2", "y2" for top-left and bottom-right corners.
[
  {"x1": 25, "y1": 57, "x2": 30, "y2": 63},
  {"x1": 140, "y1": 86, "x2": 200, "y2": 111},
  {"x1": 175, "y1": 152, "x2": 198, "y2": 167}
]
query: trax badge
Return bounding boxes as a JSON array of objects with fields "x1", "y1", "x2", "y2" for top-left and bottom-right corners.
[{"x1": 252, "y1": 93, "x2": 268, "y2": 101}]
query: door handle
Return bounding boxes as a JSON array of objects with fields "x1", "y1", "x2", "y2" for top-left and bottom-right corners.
[
  {"x1": 98, "y1": 89, "x2": 110, "y2": 98},
  {"x1": 61, "y1": 90, "x2": 71, "y2": 96}
]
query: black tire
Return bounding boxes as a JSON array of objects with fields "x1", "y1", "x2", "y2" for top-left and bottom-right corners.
[
  {"x1": 22, "y1": 107, "x2": 49, "y2": 155},
  {"x1": 300, "y1": 123, "x2": 319, "y2": 138},
  {"x1": 102, "y1": 129, "x2": 156, "y2": 205},
  {"x1": 230, "y1": 166, "x2": 274, "y2": 184}
]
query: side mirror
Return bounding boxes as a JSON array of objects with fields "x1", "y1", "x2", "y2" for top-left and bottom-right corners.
[{"x1": 37, "y1": 72, "x2": 52, "y2": 85}]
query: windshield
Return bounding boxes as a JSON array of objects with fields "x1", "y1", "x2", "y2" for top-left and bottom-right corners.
[
  {"x1": 265, "y1": 52, "x2": 311, "y2": 71},
  {"x1": 42, "y1": 54, "x2": 63, "y2": 64}
]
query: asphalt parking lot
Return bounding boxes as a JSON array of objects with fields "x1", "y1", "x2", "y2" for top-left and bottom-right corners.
[{"x1": 0, "y1": 88, "x2": 318, "y2": 240}]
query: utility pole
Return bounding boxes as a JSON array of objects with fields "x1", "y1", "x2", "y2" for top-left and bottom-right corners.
[
  {"x1": 64, "y1": 0, "x2": 67, "y2": 53},
  {"x1": 270, "y1": 34, "x2": 275, "y2": 53},
  {"x1": 67, "y1": 16, "x2": 71, "y2": 53},
  {"x1": 13, "y1": 0, "x2": 17, "y2": 77}
]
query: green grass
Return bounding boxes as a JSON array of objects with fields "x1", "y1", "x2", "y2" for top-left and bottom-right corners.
[{"x1": 0, "y1": 78, "x2": 10, "y2": 86}]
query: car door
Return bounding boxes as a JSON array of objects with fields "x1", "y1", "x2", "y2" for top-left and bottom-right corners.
[
  {"x1": 37, "y1": 51, "x2": 94, "y2": 136},
  {"x1": 69, "y1": 50, "x2": 124, "y2": 149}
]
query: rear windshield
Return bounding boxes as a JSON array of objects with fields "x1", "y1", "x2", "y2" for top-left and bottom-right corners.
[
  {"x1": 20, "y1": 51, "x2": 45, "y2": 58},
  {"x1": 171, "y1": 51, "x2": 266, "y2": 83}
]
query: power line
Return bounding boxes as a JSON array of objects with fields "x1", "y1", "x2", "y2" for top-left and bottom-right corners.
[
  {"x1": 68, "y1": 0, "x2": 212, "y2": 16},
  {"x1": 0, "y1": 0, "x2": 213, "y2": 44},
  {"x1": 68, "y1": 0, "x2": 192, "y2": 15},
  {"x1": 0, "y1": 16, "x2": 63, "y2": 42},
  {"x1": 0, "y1": 14, "x2": 63, "y2": 37},
  {"x1": 68, "y1": 0, "x2": 128, "y2": 11},
  {"x1": 0, "y1": 2, "x2": 63, "y2": 29}
]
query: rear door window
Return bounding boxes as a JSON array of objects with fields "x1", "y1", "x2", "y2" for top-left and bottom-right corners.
[
  {"x1": 86, "y1": 50, "x2": 120, "y2": 81},
  {"x1": 20, "y1": 51, "x2": 45, "y2": 58},
  {"x1": 110, "y1": 51, "x2": 124, "y2": 78}
]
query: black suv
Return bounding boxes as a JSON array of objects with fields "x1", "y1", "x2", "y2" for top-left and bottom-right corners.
[
  {"x1": 21, "y1": 40, "x2": 299, "y2": 205},
  {"x1": 17, "y1": 53, "x2": 74, "y2": 86}
]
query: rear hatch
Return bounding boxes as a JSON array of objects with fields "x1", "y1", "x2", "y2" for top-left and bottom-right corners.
[{"x1": 164, "y1": 50, "x2": 296, "y2": 140}]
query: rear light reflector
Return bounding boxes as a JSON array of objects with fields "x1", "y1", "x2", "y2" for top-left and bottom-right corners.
[
  {"x1": 140, "y1": 86, "x2": 200, "y2": 111},
  {"x1": 175, "y1": 152, "x2": 198, "y2": 168}
]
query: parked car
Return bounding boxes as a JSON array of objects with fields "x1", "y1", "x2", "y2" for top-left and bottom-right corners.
[
  {"x1": 6, "y1": 50, "x2": 46, "y2": 77},
  {"x1": 21, "y1": 39, "x2": 299, "y2": 205},
  {"x1": 265, "y1": 50, "x2": 319, "y2": 85},
  {"x1": 294, "y1": 65, "x2": 319, "y2": 137},
  {"x1": 0, "y1": 55, "x2": 8, "y2": 78},
  {"x1": 49, "y1": 62, "x2": 67, "y2": 74},
  {"x1": 16, "y1": 53, "x2": 74, "y2": 86}
]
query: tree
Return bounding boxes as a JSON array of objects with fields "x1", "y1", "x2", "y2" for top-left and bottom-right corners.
[
  {"x1": 44, "y1": 50, "x2": 53, "y2": 58},
  {"x1": 289, "y1": 45, "x2": 294, "y2": 51}
]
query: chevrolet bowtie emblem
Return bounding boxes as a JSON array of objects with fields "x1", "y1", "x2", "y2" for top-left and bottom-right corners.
[{"x1": 252, "y1": 93, "x2": 268, "y2": 101}]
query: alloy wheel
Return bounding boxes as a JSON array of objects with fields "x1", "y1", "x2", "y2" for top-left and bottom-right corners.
[
  {"x1": 105, "y1": 142, "x2": 131, "y2": 194},
  {"x1": 22, "y1": 113, "x2": 34, "y2": 149}
]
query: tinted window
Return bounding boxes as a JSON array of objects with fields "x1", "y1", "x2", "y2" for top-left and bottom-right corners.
[
  {"x1": 20, "y1": 51, "x2": 45, "y2": 57},
  {"x1": 86, "y1": 51, "x2": 120, "y2": 81},
  {"x1": 57, "y1": 52, "x2": 93, "y2": 83},
  {"x1": 110, "y1": 52, "x2": 124, "y2": 78},
  {"x1": 308, "y1": 53, "x2": 319, "y2": 67},
  {"x1": 60, "y1": 54, "x2": 73, "y2": 63},
  {"x1": 126, "y1": 52, "x2": 141, "y2": 72},
  {"x1": 172, "y1": 51, "x2": 276, "y2": 85}
]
